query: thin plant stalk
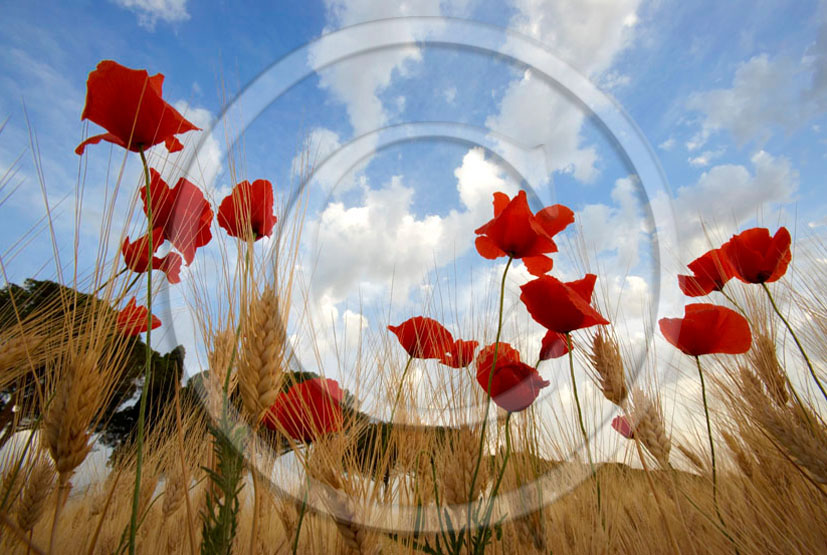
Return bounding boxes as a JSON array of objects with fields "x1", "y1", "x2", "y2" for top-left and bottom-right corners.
[
  {"x1": 567, "y1": 332, "x2": 601, "y2": 518},
  {"x1": 719, "y1": 288, "x2": 747, "y2": 317},
  {"x1": 389, "y1": 354, "x2": 414, "y2": 423},
  {"x1": 292, "y1": 472, "x2": 310, "y2": 555},
  {"x1": 466, "y1": 256, "x2": 512, "y2": 547},
  {"x1": 472, "y1": 411, "x2": 512, "y2": 555},
  {"x1": 128, "y1": 147, "x2": 154, "y2": 555},
  {"x1": 695, "y1": 356, "x2": 731, "y2": 544},
  {"x1": 248, "y1": 433, "x2": 260, "y2": 555},
  {"x1": 761, "y1": 283, "x2": 827, "y2": 403},
  {"x1": 628, "y1": 417, "x2": 684, "y2": 555},
  {"x1": 48, "y1": 478, "x2": 70, "y2": 555}
]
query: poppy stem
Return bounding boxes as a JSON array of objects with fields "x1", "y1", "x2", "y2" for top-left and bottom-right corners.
[
  {"x1": 292, "y1": 472, "x2": 310, "y2": 554},
  {"x1": 719, "y1": 287, "x2": 747, "y2": 317},
  {"x1": 472, "y1": 411, "x2": 512, "y2": 555},
  {"x1": 389, "y1": 354, "x2": 414, "y2": 424},
  {"x1": 466, "y1": 256, "x2": 512, "y2": 550},
  {"x1": 761, "y1": 283, "x2": 827, "y2": 404},
  {"x1": 93, "y1": 267, "x2": 127, "y2": 296},
  {"x1": 567, "y1": 332, "x2": 602, "y2": 522},
  {"x1": 695, "y1": 355, "x2": 731, "y2": 545},
  {"x1": 128, "y1": 147, "x2": 153, "y2": 555}
]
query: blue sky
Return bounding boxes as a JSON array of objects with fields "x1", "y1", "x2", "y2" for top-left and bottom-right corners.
[{"x1": 2, "y1": 0, "x2": 826, "y2": 442}]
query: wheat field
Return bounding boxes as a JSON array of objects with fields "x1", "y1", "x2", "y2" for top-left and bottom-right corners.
[{"x1": 1, "y1": 60, "x2": 826, "y2": 555}]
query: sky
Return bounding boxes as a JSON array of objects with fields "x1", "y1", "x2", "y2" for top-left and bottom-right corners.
[{"x1": 1, "y1": 0, "x2": 826, "y2": 463}]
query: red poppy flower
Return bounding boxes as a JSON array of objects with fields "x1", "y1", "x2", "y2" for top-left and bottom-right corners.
[
  {"x1": 75, "y1": 60, "x2": 199, "y2": 155},
  {"x1": 475, "y1": 342, "x2": 549, "y2": 412},
  {"x1": 520, "y1": 273, "x2": 610, "y2": 334},
  {"x1": 116, "y1": 297, "x2": 161, "y2": 336},
  {"x1": 611, "y1": 415, "x2": 634, "y2": 439},
  {"x1": 156, "y1": 252, "x2": 183, "y2": 284},
  {"x1": 141, "y1": 169, "x2": 213, "y2": 265},
  {"x1": 539, "y1": 330, "x2": 570, "y2": 360},
  {"x1": 262, "y1": 377, "x2": 344, "y2": 442},
  {"x1": 388, "y1": 316, "x2": 455, "y2": 360},
  {"x1": 723, "y1": 227, "x2": 791, "y2": 284},
  {"x1": 474, "y1": 190, "x2": 574, "y2": 276},
  {"x1": 439, "y1": 339, "x2": 479, "y2": 368},
  {"x1": 677, "y1": 247, "x2": 735, "y2": 297},
  {"x1": 659, "y1": 303, "x2": 752, "y2": 356},
  {"x1": 121, "y1": 228, "x2": 164, "y2": 273},
  {"x1": 217, "y1": 179, "x2": 278, "y2": 241},
  {"x1": 121, "y1": 229, "x2": 183, "y2": 284}
]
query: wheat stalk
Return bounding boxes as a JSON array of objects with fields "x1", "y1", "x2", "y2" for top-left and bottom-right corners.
[
  {"x1": 238, "y1": 286, "x2": 284, "y2": 426},
  {"x1": 721, "y1": 430, "x2": 753, "y2": 478},
  {"x1": 43, "y1": 350, "x2": 101, "y2": 481},
  {"x1": 748, "y1": 331, "x2": 789, "y2": 406},
  {"x1": 307, "y1": 448, "x2": 376, "y2": 555},
  {"x1": 15, "y1": 451, "x2": 56, "y2": 533},
  {"x1": 631, "y1": 389, "x2": 671, "y2": 469},
  {"x1": 441, "y1": 426, "x2": 488, "y2": 507},
  {"x1": 587, "y1": 329, "x2": 627, "y2": 407}
]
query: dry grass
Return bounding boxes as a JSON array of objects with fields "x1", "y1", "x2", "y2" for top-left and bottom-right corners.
[{"x1": 2, "y1": 125, "x2": 827, "y2": 555}]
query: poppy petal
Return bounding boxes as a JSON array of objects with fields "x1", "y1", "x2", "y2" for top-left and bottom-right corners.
[
  {"x1": 534, "y1": 204, "x2": 575, "y2": 237},
  {"x1": 522, "y1": 255, "x2": 554, "y2": 277},
  {"x1": 475, "y1": 235, "x2": 506, "y2": 260}
]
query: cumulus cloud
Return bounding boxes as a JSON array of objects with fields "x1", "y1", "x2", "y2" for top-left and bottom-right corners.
[
  {"x1": 303, "y1": 147, "x2": 518, "y2": 308},
  {"x1": 659, "y1": 150, "x2": 798, "y2": 258},
  {"x1": 577, "y1": 175, "x2": 648, "y2": 270},
  {"x1": 112, "y1": 0, "x2": 190, "y2": 30},
  {"x1": 310, "y1": 0, "x2": 445, "y2": 138},
  {"x1": 486, "y1": 0, "x2": 643, "y2": 186},
  {"x1": 506, "y1": 0, "x2": 641, "y2": 77},
  {"x1": 687, "y1": 7, "x2": 827, "y2": 150}
]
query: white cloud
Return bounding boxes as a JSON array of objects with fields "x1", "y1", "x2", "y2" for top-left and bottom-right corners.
[
  {"x1": 687, "y1": 7, "x2": 827, "y2": 150},
  {"x1": 453, "y1": 147, "x2": 515, "y2": 212},
  {"x1": 687, "y1": 147, "x2": 725, "y2": 167},
  {"x1": 310, "y1": 0, "x2": 445, "y2": 138},
  {"x1": 601, "y1": 70, "x2": 632, "y2": 90},
  {"x1": 809, "y1": 214, "x2": 827, "y2": 228},
  {"x1": 112, "y1": 0, "x2": 190, "y2": 30},
  {"x1": 486, "y1": 70, "x2": 600, "y2": 184},
  {"x1": 443, "y1": 86, "x2": 457, "y2": 104},
  {"x1": 486, "y1": 0, "x2": 643, "y2": 186},
  {"x1": 304, "y1": 147, "x2": 518, "y2": 307},
  {"x1": 291, "y1": 127, "x2": 343, "y2": 188},
  {"x1": 662, "y1": 150, "x2": 798, "y2": 256},
  {"x1": 506, "y1": 0, "x2": 641, "y2": 77},
  {"x1": 577, "y1": 175, "x2": 647, "y2": 270},
  {"x1": 658, "y1": 137, "x2": 676, "y2": 151}
]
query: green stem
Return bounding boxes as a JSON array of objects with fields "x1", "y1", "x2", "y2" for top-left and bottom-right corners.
[
  {"x1": 466, "y1": 257, "x2": 512, "y2": 548},
  {"x1": 761, "y1": 283, "x2": 827, "y2": 404},
  {"x1": 292, "y1": 473, "x2": 310, "y2": 555},
  {"x1": 472, "y1": 412, "x2": 512, "y2": 555},
  {"x1": 389, "y1": 354, "x2": 414, "y2": 423},
  {"x1": 568, "y1": 333, "x2": 601, "y2": 520},
  {"x1": 718, "y1": 288, "x2": 747, "y2": 317},
  {"x1": 128, "y1": 147, "x2": 153, "y2": 555},
  {"x1": 696, "y1": 356, "x2": 730, "y2": 543},
  {"x1": 94, "y1": 267, "x2": 127, "y2": 296}
]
